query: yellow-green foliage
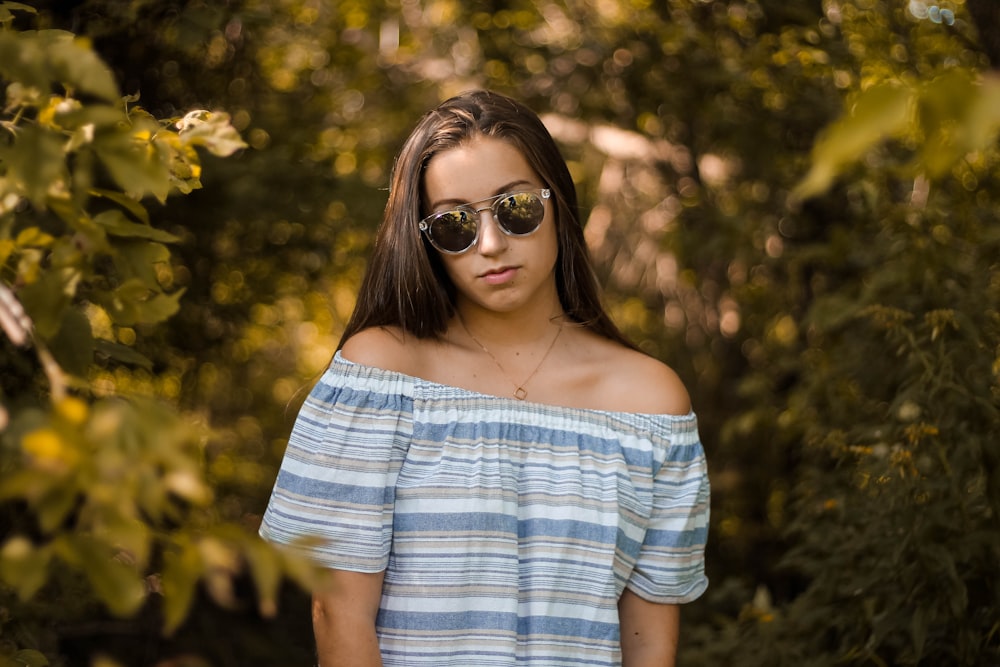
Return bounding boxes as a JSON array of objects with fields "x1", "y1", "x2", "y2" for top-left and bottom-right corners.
[
  {"x1": 0, "y1": 8, "x2": 316, "y2": 663},
  {"x1": 2, "y1": 0, "x2": 998, "y2": 664}
]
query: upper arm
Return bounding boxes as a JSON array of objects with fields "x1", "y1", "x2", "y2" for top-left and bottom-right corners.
[
  {"x1": 312, "y1": 569, "x2": 386, "y2": 666},
  {"x1": 618, "y1": 589, "x2": 680, "y2": 666},
  {"x1": 313, "y1": 568, "x2": 386, "y2": 622}
]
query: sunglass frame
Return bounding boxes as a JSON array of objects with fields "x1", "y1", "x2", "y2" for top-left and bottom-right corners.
[{"x1": 418, "y1": 188, "x2": 551, "y2": 254}]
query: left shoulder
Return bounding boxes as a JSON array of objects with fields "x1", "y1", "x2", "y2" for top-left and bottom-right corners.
[
  {"x1": 608, "y1": 346, "x2": 692, "y2": 416},
  {"x1": 568, "y1": 331, "x2": 691, "y2": 415}
]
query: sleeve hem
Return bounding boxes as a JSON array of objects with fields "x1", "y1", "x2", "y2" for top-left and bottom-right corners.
[
  {"x1": 624, "y1": 576, "x2": 709, "y2": 605},
  {"x1": 259, "y1": 526, "x2": 389, "y2": 573}
]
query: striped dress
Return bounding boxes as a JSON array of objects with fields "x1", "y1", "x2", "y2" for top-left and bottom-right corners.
[{"x1": 260, "y1": 352, "x2": 709, "y2": 666}]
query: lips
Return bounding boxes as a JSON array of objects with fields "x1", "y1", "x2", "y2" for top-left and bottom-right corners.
[{"x1": 480, "y1": 266, "x2": 518, "y2": 285}]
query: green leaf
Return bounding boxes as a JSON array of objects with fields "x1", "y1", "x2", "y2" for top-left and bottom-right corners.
[
  {"x1": 793, "y1": 83, "x2": 913, "y2": 199},
  {"x1": 0, "y1": 30, "x2": 118, "y2": 103},
  {"x1": 0, "y1": 537, "x2": 51, "y2": 600},
  {"x1": 16, "y1": 268, "x2": 78, "y2": 340},
  {"x1": 94, "y1": 338, "x2": 154, "y2": 370},
  {"x1": 95, "y1": 510, "x2": 152, "y2": 569},
  {"x1": 132, "y1": 288, "x2": 185, "y2": 325},
  {"x1": 89, "y1": 188, "x2": 151, "y2": 224},
  {"x1": 70, "y1": 216, "x2": 113, "y2": 255},
  {"x1": 175, "y1": 110, "x2": 248, "y2": 157},
  {"x1": 37, "y1": 481, "x2": 80, "y2": 533},
  {"x1": 48, "y1": 307, "x2": 94, "y2": 377},
  {"x1": 916, "y1": 71, "x2": 977, "y2": 176},
  {"x1": 964, "y1": 75, "x2": 1000, "y2": 151},
  {"x1": 0, "y1": 124, "x2": 68, "y2": 209},
  {"x1": 54, "y1": 103, "x2": 126, "y2": 133},
  {"x1": 12, "y1": 650, "x2": 49, "y2": 667},
  {"x1": 93, "y1": 210, "x2": 179, "y2": 243},
  {"x1": 916, "y1": 73, "x2": 1000, "y2": 176},
  {"x1": 54, "y1": 534, "x2": 146, "y2": 617},
  {"x1": 39, "y1": 30, "x2": 119, "y2": 102},
  {"x1": 112, "y1": 240, "x2": 171, "y2": 286},
  {"x1": 0, "y1": 2, "x2": 38, "y2": 25},
  {"x1": 15, "y1": 227, "x2": 55, "y2": 248},
  {"x1": 160, "y1": 538, "x2": 203, "y2": 635},
  {"x1": 97, "y1": 280, "x2": 185, "y2": 327},
  {"x1": 243, "y1": 537, "x2": 282, "y2": 618},
  {"x1": 0, "y1": 31, "x2": 52, "y2": 94},
  {"x1": 1, "y1": 2, "x2": 39, "y2": 11},
  {"x1": 93, "y1": 126, "x2": 172, "y2": 202}
]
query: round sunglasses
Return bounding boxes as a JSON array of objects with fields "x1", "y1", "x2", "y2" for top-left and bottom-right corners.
[{"x1": 418, "y1": 188, "x2": 551, "y2": 254}]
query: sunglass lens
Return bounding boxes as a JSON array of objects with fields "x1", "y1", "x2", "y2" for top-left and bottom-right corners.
[
  {"x1": 496, "y1": 193, "x2": 544, "y2": 235},
  {"x1": 431, "y1": 210, "x2": 478, "y2": 252}
]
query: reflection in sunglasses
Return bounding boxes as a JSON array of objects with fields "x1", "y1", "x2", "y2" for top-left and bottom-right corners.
[{"x1": 419, "y1": 189, "x2": 551, "y2": 254}]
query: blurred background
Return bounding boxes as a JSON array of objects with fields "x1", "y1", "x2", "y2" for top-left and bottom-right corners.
[{"x1": 1, "y1": 0, "x2": 998, "y2": 665}]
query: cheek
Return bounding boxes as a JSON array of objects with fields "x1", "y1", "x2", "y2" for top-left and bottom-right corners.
[
  {"x1": 542, "y1": 218, "x2": 561, "y2": 266},
  {"x1": 437, "y1": 254, "x2": 467, "y2": 285}
]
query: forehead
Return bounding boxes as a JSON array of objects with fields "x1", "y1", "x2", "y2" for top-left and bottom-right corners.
[{"x1": 423, "y1": 136, "x2": 538, "y2": 200}]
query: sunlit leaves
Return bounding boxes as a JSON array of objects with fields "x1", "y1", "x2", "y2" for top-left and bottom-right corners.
[
  {"x1": 0, "y1": 538, "x2": 51, "y2": 601},
  {"x1": 1, "y1": 0, "x2": 993, "y2": 664},
  {"x1": 0, "y1": 125, "x2": 67, "y2": 209},
  {"x1": 54, "y1": 535, "x2": 147, "y2": 617},
  {"x1": 92, "y1": 210, "x2": 179, "y2": 243},
  {"x1": 91, "y1": 113, "x2": 174, "y2": 202},
  {"x1": 795, "y1": 63, "x2": 1000, "y2": 200},
  {"x1": 0, "y1": 29, "x2": 118, "y2": 103},
  {"x1": 175, "y1": 109, "x2": 248, "y2": 157},
  {"x1": 794, "y1": 82, "x2": 912, "y2": 199},
  {"x1": 15, "y1": 264, "x2": 79, "y2": 340},
  {"x1": 0, "y1": 35, "x2": 246, "y2": 355},
  {"x1": 0, "y1": 394, "x2": 310, "y2": 626},
  {"x1": 0, "y1": 13, "x2": 310, "y2": 661},
  {"x1": 916, "y1": 71, "x2": 1000, "y2": 175}
]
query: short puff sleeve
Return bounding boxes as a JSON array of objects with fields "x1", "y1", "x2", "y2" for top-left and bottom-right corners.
[
  {"x1": 626, "y1": 412, "x2": 710, "y2": 603},
  {"x1": 259, "y1": 354, "x2": 413, "y2": 572}
]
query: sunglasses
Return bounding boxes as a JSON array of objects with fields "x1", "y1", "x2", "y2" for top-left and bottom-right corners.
[{"x1": 418, "y1": 188, "x2": 551, "y2": 254}]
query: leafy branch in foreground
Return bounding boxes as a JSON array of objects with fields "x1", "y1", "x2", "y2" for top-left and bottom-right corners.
[
  {"x1": 0, "y1": 14, "x2": 317, "y2": 665},
  {"x1": 793, "y1": 70, "x2": 1000, "y2": 200}
]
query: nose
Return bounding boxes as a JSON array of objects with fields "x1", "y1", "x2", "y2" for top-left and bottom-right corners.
[{"x1": 474, "y1": 207, "x2": 508, "y2": 255}]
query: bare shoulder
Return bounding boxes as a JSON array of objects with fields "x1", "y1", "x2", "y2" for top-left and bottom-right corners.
[
  {"x1": 583, "y1": 336, "x2": 692, "y2": 415},
  {"x1": 339, "y1": 326, "x2": 424, "y2": 376},
  {"x1": 628, "y1": 351, "x2": 691, "y2": 415}
]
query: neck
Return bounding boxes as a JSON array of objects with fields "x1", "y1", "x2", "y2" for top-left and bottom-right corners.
[
  {"x1": 454, "y1": 300, "x2": 566, "y2": 401},
  {"x1": 453, "y1": 298, "x2": 565, "y2": 348}
]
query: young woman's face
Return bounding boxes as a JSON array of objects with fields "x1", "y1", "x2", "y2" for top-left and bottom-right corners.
[{"x1": 422, "y1": 135, "x2": 560, "y2": 316}]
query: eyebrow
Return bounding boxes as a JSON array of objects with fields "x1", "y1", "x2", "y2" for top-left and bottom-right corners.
[{"x1": 428, "y1": 179, "x2": 536, "y2": 211}]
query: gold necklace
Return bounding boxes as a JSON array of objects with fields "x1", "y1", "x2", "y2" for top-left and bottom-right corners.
[{"x1": 458, "y1": 315, "x2": 563, "y2": 400}]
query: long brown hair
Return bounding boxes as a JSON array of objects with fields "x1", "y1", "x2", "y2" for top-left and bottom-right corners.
[{"x1": 337, "y1": 90, "x2": 634, "y2": 350}]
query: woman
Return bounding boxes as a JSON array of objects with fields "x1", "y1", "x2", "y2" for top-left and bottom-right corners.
[{"x1": 260, "y1": 90, "x2": 709, "y2": 666}]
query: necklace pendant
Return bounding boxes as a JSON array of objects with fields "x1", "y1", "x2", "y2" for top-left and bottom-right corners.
[{"x1": 457, "y1": 314, "x2": 562, "y2": 405}]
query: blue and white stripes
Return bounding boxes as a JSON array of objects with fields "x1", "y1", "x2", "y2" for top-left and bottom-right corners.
[{"x1": 260, "y1": 351, "x2": 709, "y2": 666}]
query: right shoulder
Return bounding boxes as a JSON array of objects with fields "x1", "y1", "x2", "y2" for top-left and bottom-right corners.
[{"x1": 339, "y1": 326, "x2": 424, "y2": 376}]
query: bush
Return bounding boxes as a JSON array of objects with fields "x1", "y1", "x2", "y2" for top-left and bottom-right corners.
[{"x1": 0, "y1": 9, "x2": 315, "y2": 665}]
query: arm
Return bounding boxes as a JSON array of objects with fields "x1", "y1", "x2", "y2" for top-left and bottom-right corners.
[
  {"x1": 313, "y1": 569, "x2": 386, "y2": 667},
  {"x1": 618, "y1": 589, "x2": 680, "y2": 667}
]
